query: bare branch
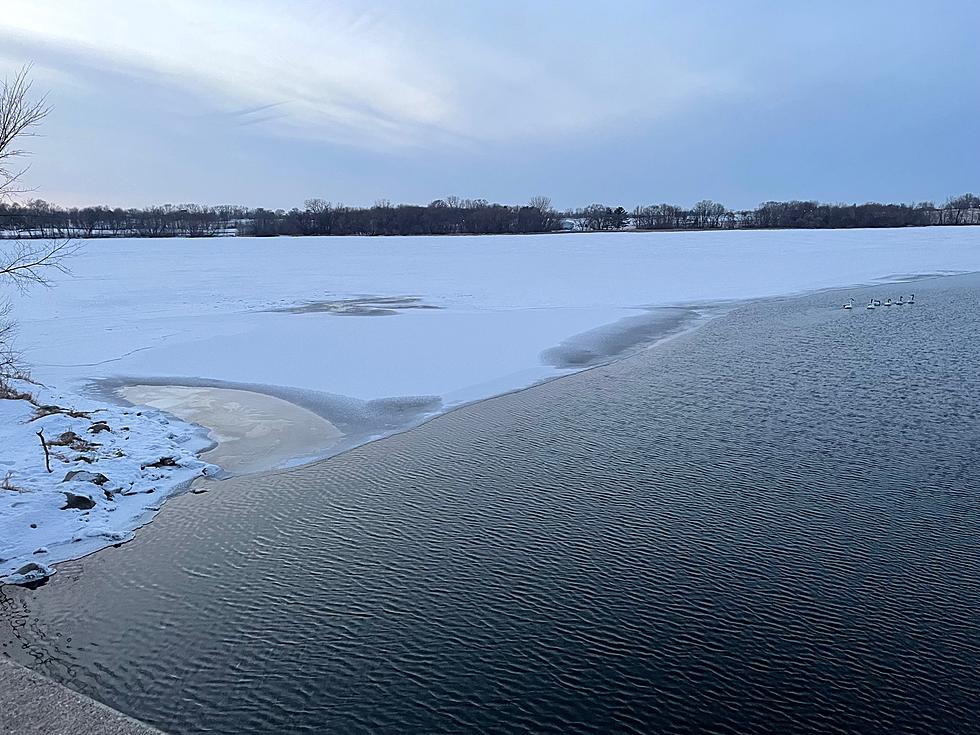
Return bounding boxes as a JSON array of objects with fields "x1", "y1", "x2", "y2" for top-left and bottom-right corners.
[
  {"x1": 0, "y1": 301, "x2": 20, "y2": 376},
  {"x1": 36, "y1": 429, "x2": 52, "y2": 473},
  {"x1": 0, "y1": 66, "x2": 75, "y2": 383},
  {"x1": 0, "y1": 239, "x2": 78, "y2": 289},
  {"x1": 0, "y1": 65, "x2": 51, "y2": 203}
]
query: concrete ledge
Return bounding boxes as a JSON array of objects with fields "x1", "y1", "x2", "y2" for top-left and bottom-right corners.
[{"x1": 0, "y1": 658, "x2": 163, "y2": 735}]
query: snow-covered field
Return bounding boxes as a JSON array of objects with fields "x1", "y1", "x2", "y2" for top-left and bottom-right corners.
[{"x1": 3, "y1": 227, "x2": 980, "y2": 583}]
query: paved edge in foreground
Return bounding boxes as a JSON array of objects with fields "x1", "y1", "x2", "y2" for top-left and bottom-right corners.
[{"x1": 0, "y1": 657, "x2": 165, "y2": 735}]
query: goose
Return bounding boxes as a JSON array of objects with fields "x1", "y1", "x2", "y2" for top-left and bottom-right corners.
[
  {"x1": 884, "y1": 298, "x2": 892, "y2": 307},
  {"x1": 895, "y1": 295, "x2": 905, "y2": 306},
  {"x1": 908, "y1": 293, "x2": 915, "y2": 304},
  {"x1": 866, "y1": 299, "x2": 876, "y2": 310},
  {"x1": 843, "y1": 298, "x2": 854, "y2": 310}
]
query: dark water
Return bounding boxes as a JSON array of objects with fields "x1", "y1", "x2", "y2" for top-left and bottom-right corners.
[{"x1": 3, "y1": 275, "x2": 980, "y2": 734}]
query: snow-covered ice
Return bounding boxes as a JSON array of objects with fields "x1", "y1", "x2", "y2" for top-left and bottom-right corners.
[
  {"x1": 3, "y1": 226, "x2": 980, "y2": 583},
  {"x1": 11, "y1": 228, "x2": 980, "y2": 404}
]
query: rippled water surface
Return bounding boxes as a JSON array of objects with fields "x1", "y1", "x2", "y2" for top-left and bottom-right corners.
[{"x1": 3, "y1": 275, "x2": 980, "y2": 734}]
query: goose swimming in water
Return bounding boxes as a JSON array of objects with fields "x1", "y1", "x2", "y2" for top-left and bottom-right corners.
[
  {"x1": 866, "y1": 299, "x2": 876, "y2": 310},
  {"x1": 895, "y1": 295, "x2": 905, "y2": 306},
  {"x1": 884, "y1": 298, "x2": 892, "y2": 307},
  {"x1": 909, "y1": 293, "x2": 915, "y2": 304},
  {"x1": 843, "y1": 298, "x2": 854, "y2": 310}
]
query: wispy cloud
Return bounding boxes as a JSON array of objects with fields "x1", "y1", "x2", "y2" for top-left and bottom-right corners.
[
  {"x1": 0, "y1": 0, "x2": 738, "y2": 149},
  {"x1": 1, "y1": 1, "x2": 455, "y2": 147}
]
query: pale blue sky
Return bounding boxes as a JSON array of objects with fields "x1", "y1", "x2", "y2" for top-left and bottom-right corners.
[{"x1": 1, "y1": 1, "x2": 977, "y2": 210}]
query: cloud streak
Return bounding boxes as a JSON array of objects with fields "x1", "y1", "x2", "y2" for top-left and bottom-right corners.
[
  {"x1": 2, "y1": 1, "x2": 454, "y2": 146},
  {"x1": 0, "y1": 0, "x2": 738, "y2": 149}
]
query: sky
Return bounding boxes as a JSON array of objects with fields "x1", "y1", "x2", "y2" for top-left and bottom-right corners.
[{"x1": 0, "y1": 0, "x2": 977, "y2": 211}]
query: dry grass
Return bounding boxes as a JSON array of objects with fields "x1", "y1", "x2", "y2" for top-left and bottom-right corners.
[
  {"x1": 0, "y1": 470, "x2": 23, "y2": 492},
  {"x1": 47, "y1": 430, "x2": 102, "y2": 454},
  {"x1": 0, "y1": 377, "x2": 32, "y2": 402},
  {"x1": 30, "y1": 404, "x2": 91, "y2": 421}
]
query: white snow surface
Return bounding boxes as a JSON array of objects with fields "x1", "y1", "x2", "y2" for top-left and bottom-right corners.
[
  {"x1": 0, "y1": 380, "x2": 215, "y2": 584},
  {"x1": 11, "y1": 228, "x2": 980, "y2": 402},
  {"x1": 3, "y1": 227, "x2": 980, "y2": 582}
]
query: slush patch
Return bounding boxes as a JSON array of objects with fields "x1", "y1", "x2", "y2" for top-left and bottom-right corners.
[{"x1": 271, "y1": 295, "x2": 441, "y2": 316}]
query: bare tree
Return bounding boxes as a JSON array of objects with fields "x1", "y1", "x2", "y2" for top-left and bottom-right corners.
[
  {"x1": 1, "y1": 66, "x2": 75, "y2": 379},
  {"x1": 581, "y1": 204, "x2": 607, "y2": 231},
  {"x1": 692, "y1": 200, "x2": 726, "y2": 229},
  {"x1": 303, "y1": 198, "x2": 330, "y2": 215},
  {"x1": 528, "y1": 196, "x2": 552, "y2": 213},
  {"x1": 943, "y1": 193, "x2": 980, "y2": 226}
]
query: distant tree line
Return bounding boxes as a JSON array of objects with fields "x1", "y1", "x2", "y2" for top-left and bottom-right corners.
[
  {"x1": 610, "y1": 194, "x2": 979, "y2": 231},
  {"x1": 1, "y1": 193, "x2": 978, "y2": 239},
  {"x1": 0, "y1": 196, "x2": 562, "y2": 238}
]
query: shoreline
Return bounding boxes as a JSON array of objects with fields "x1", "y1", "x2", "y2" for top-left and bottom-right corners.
[
  {"x1": 7, "y1": 223, "x2": 980, "y2": 242},
  {"x1": 102, "y1": 302, "x2": 725, "y2": 478},
  {"x1": 1, "y1": 270, "x2": 968, "y2": 587},
  {"x1": 2, "y1": 299, "x2": 714, "y2": 586},
  {"x1": 104, "y1": 267, "x2": 957, "y2": 483},
  {"x1": 105, "y1": 267, "x2": 953, "y2": 481},
  {"x1": 0, "y1": 380, "x2": 217, "y2": 586},
  {"x1": 0, "y1": 658, "x2": 163, "y2": 734}
]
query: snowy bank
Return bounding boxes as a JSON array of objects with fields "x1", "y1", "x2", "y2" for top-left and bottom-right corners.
[{"x1": 0, "y1": 379, "x2": 216, "y2": 585}]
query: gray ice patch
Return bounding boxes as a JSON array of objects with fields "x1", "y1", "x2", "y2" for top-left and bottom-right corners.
[
  {"x1": 269, "y1": 295, "x2": 441, "y2": 316},
  {"x1": 540, "y1": 307, "x2": 705, "y2": 369},
  {"x1": 89, "y1": 376, "x2": 443, "y2": 462}
]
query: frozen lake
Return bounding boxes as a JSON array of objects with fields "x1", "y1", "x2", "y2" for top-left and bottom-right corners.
[{"x1": 9, "y1": 227, "x2": 980, "y2": 467}]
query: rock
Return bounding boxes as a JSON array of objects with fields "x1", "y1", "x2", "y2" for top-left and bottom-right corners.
[
  {"x1": 33, "y1": 547, "x2": 48, "y2": 555},
  {"x1": 11, "y1": 561, "x2": 54, "y2": 586},
  {"x1": 89, "y1": 421, "x2": 111, "y2": 434},
  {"x1": 62, "y1": 492, "x2": 96, "y2": 510},
  {"x1": 143, "y1": 456, "x2": 178, "y2": 469},
  {"x1": 63, "y1": 470, "x2": 109, "y2": 486}
]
